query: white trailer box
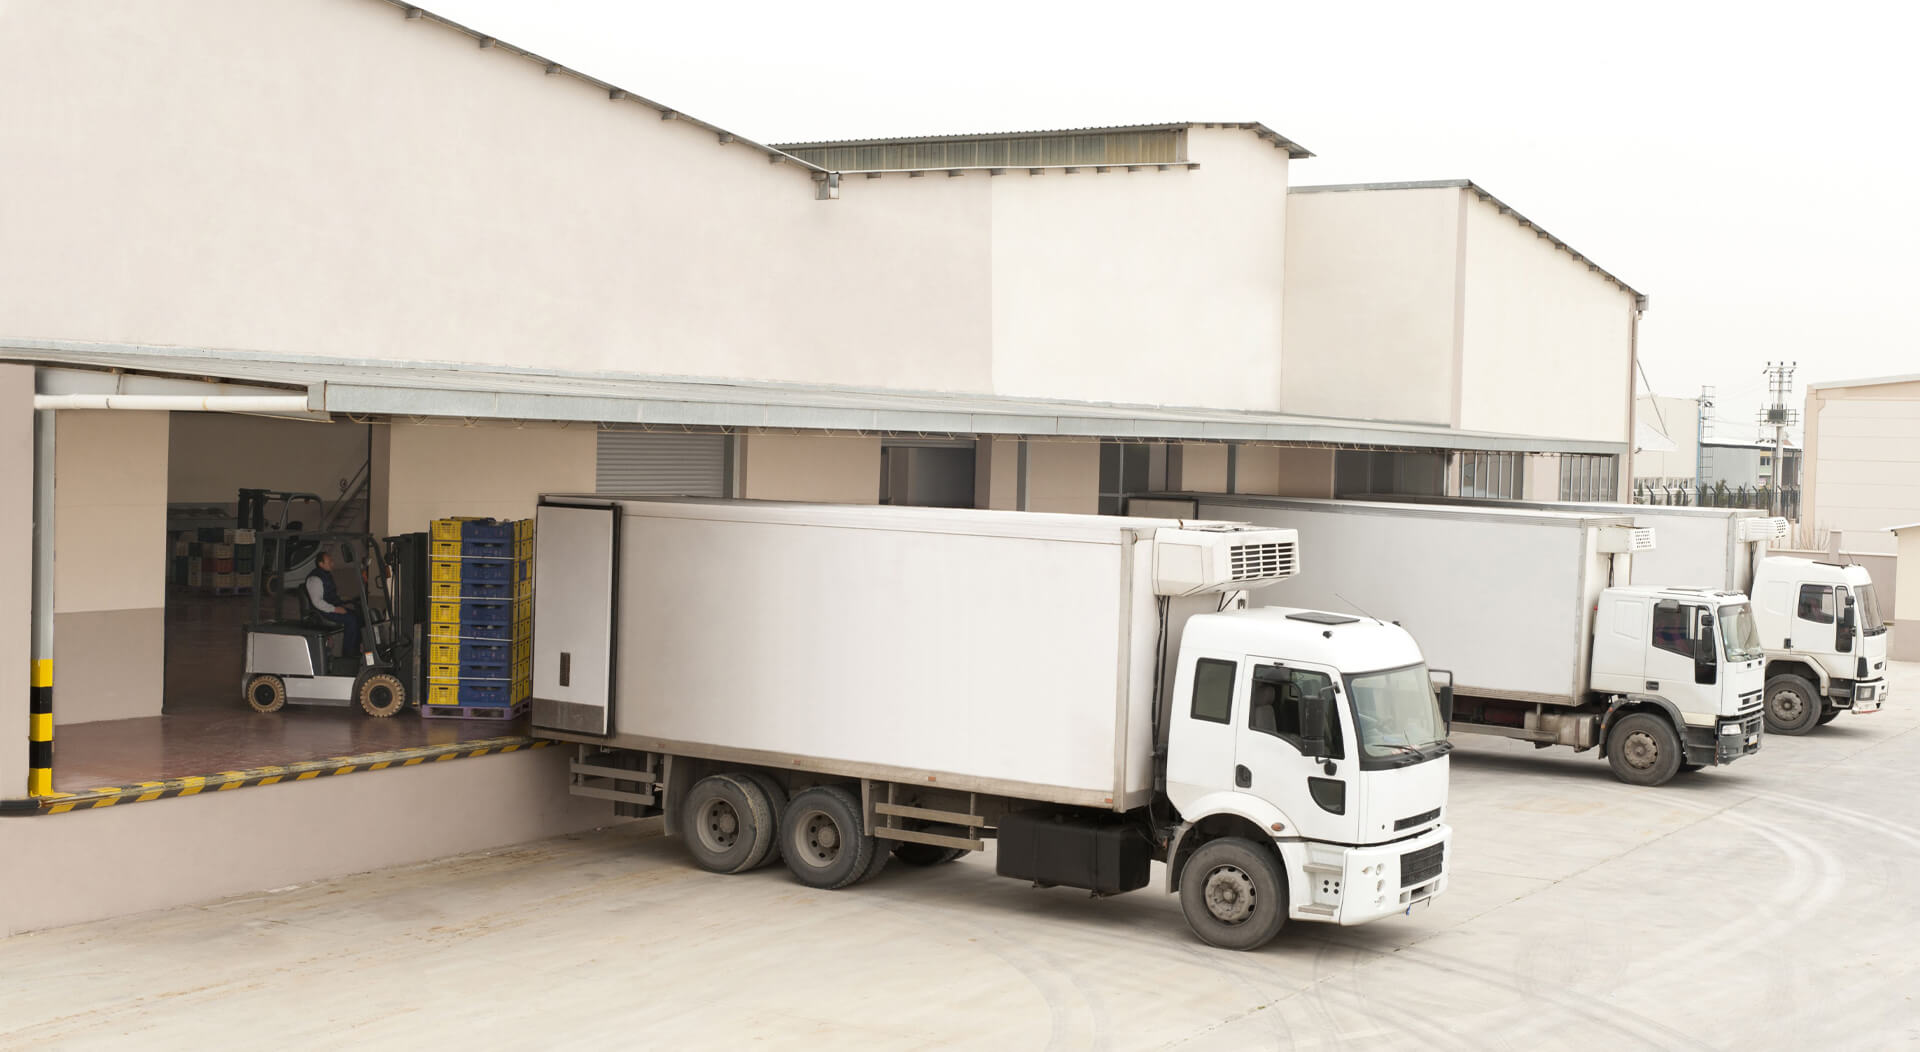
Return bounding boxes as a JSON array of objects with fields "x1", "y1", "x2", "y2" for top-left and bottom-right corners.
[
  {"x1": 535, "y1": 498, "x2": 1259, "y2": 809},
  {"x1": 1339, "y1": 496, "x2": 1787, "y2": 593},
  {"x1": 1176, "y1": 496, "x2": 1643, "y2": 705}
]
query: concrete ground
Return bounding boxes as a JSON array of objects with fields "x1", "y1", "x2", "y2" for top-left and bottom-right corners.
[{"x1": 4, "y1": 664, "x2": 1918, "y2": 1050}]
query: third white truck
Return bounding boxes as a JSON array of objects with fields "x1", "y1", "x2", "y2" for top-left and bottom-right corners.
[
  {"x1": 1135, "y1": 496, "x2": 1765, "y2": 786},
  {"x1": 530, "y1": 497, "x2": 1452, "y2": 950}
]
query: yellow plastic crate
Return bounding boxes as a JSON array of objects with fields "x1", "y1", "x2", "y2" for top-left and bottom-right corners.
[
  {"x1": 430, "y1": 559, "x2": 465, "y2": 583},
  {"x1": 427, "y1": 622, "x2": 465, "y2": 643},
  {"x1": 432, "y1": 518, "x2": 480, "y2": 541},
  {"x1": 515, "y1": 519, "x2": 534, "y2": 542},
  {"x1": 428, "y1": 663, "x2": 512, "y2": 685}
]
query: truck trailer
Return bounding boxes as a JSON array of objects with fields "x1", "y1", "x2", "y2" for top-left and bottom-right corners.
[
  {"x1": 1337, "y1": 496, "x2": 1891, "y2": 735},
  {"x1": 530, "y1": 497, "x2": 1452, "y2": 950},
  {"x1": 1134, "y1": 496, "x2": 1765, "y2": 786}
]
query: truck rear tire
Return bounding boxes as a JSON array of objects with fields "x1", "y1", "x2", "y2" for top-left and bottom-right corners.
[
  {"x1": 682, "y1": 774, "x2": 774, "y2": 874},
  {"x1": 781, "y1": 785, "x2": 874, "y2": 890},
  {"x1": 1606, "y1": 712, "x2": 1683, "y2": 786},
  {"x1": 735, "y1": 771, "x2": 789, "y2": 868},
  {"x1": 1178, "y1": 837, "x2": 1288, "y2": 951},
  {"x1": 893, "y1": 842, "x2": 966, "y2": 866},
  {"x1": 1763, "y1": 675, "x2": 1822, "y2": 736}
]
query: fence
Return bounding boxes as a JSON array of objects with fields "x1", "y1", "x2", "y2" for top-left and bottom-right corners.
[{"x1": 1633, "y1": 482, "x2": 1801, "y2": 519}]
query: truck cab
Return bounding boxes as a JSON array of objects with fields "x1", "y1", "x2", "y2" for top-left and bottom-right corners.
[
  {"x1": 1749, "y1": 558, "x2": 1890, "y2": 734},
  {"x1": 1164, "y1": 608, "x2": 1450, "y2": 927},
  {"x1": 1589, "y1": 587, "x2": 1765, "y2": 779}
]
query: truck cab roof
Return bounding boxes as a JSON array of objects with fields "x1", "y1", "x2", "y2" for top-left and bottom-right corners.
[
  {"x1": 1754, "y1": 557, "x2": 1874, "y2": 585},
  {"x1": 1605, "y1": 585, "x2": 1749, "y2": 603},
  {"x1": 1184, "y1": 606, "x2": 1427, "y2": 674}
]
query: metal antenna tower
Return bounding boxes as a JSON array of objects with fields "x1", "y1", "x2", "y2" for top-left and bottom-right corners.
[{"x1": 1758, "y1": 362, "x2": 1798, "y2": 516}]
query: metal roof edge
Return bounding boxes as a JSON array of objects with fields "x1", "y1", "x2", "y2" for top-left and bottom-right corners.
[
  {"x1": 0, "y1": 337, "x2": 1625, "y2": 456},
  {"x1": 773, "y1": 121, "x2": 1312, "y2": 160},
  {"x1": 1290, "y1": 178, "x2": 1644, "y2": 306},
  {"x1": 1808, "y1": 373, "x2": 1920, "y2": 392},
  {"x1": 375, "y1": 1, "x2": 825, "y2": 174}
]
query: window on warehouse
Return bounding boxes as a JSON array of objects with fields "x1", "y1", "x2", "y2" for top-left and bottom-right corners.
[
  {"x1": 1459, "y1": 452, "x2": 1524, "y2": 500},
  {"x1": 1558, "y1": 454, "x2": 1619, "y2": 501}
]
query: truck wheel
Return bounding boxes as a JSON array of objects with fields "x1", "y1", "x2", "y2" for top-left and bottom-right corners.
[
  {"x1": 246, "y1": 674, "x2": 287, "y2": 713},
  {"x1": 682, "y1": 774, "x2": 774, "y2": 874},
  {"x1": 1763, "y1": 675, "x2": 1821, "y2": 736},
  {"x1": 355, "y1": 671, "x2": 407, "y2": 718},
  {"x1": 1606, "y1": 712, "x2": 1683, "y2": 786},
  {"x1": 735, "y1": 771, "x2": 789, "y2": 868},
  {"x1": 1817, "y1": 705, "x2": 1842, "y2": 726},
  {"x1": 1178, "y1": 837, "x2": 1288, "y2": 951},
  {"x1": 781, "y1": 785, "x2": 874, "y2": 890},
  {"x1": 857, "y1": 836, "x2": 892, "y2": 884},
  {"x1": 893, "y1": 842, "x2": 966, "y2": 866}
]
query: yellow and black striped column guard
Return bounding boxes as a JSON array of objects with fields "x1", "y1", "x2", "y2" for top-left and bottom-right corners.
[
  {"x1": 28, "y1": 659, "x2": 52, "y2": 797},
  {"x1": 2, "y1": 733, "x2": 550, "y2": 816}
]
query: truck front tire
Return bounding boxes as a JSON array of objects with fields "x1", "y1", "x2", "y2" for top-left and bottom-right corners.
[
  {"x1": 1606, "y1": 712, "x2": 1682, "y2": 786},
  {"x1": 682, "y1": 774, "x2": 775, "y2": 874},
  {"x1": 1763, "y1": 675, "x2": 1822, "y2": 736},
  {"x1": 1817, "y1": 705, "x2": 1842, "y2": 726},
  {"x1": 1178, "y1": 837, "x2": 1288, "y2": 951},
  {"x1": 781, "y1": 785, "x2": 875, "y2": 890}
]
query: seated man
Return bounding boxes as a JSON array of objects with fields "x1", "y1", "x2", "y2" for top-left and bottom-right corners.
[{"x1": 306, "y1": 550, "x2": 361, "y2": 658}]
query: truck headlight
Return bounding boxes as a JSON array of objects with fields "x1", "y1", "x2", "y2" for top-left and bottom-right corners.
[{"x1": 1719, "y1": 723, "x2": 1741, "y2": 735}]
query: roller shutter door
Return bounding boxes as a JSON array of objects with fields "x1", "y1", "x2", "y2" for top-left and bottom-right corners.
[{"x1": 595, "y1": 432, "x2": 727, "y2": 496}]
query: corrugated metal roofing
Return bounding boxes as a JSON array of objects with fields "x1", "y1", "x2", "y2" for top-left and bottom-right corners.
[
  {"x1": 0, "y1": 339, "x2": 1624, "y2": 456},
  {"x1": 774, "y1": 122, "x2": 1312, "y2": 164}
]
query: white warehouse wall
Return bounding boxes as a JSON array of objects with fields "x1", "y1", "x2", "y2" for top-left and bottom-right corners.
[
  {"x1": 1456, "y1": 194, "x2": 1636, "y2": 445},
  {"x1": 1802, "y1": 379, "x2": 1920, "y2": 542},
  {"x1": 1281, "y1": 187, "x2": 1460, "y2": 425},
  {"x1": 991, "y1": 127, "x2": 1290, "y2": 411}
]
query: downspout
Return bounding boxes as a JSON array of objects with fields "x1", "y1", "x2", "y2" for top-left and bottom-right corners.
[{"x1": 6, "y1": 409, "x2": 57, "y2": 811}]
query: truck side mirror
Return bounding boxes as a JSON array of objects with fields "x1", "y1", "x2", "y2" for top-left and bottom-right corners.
[
  {"x1": 1300, "y1": 692, "x2": 1333, "y2": 758},
  {"x1": 1437, "y1": 685, "x2": 1455, "y2": 733}
]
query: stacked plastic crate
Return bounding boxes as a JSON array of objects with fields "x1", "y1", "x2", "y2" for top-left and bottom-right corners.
[{"x1": 424, "y1": 517, "x2": 531, "y2": 719}]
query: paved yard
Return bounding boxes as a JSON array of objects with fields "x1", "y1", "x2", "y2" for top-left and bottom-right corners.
[{"x1": 4, "y1": 663, "x2": 1918, "y2": 1049}]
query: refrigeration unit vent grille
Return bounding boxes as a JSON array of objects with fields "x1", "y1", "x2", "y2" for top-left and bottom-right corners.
[{"x1": 1230, "y1": 541, "x2": 1297, "y2": 582}]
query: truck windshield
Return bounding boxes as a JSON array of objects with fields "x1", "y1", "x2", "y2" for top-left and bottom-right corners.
[
  {"x1": 1857, "y1": 584, "x2": 1888, "y2": 635},
  {"x1": 1345, "y1": 664, "x2": 1448, "y2": 767},
  {"x1": 1718, "y1": 603, "x2": 1764, "y2": 661}
]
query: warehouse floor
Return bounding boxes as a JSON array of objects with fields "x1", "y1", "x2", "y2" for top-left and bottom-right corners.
[
  {"x1": 10, "y1": 663, "x2": 1918, "y2": 1047},
  {"x1": 47, "y1": 593, "x2": 525, "y2": 793}
]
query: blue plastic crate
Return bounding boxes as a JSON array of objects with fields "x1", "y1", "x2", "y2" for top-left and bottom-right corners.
[
  {"x1": 427, "y1": 621, "x2": 513, "y2": 643},
  {"x1": 461, "y1": 520, "x2": 515, "y2": 542},
  {"x1": 462, "y1": 561, "x2": 513, "y2": 583},
  {"x1": 461, "y1": 600, "x2": 513, "y2": 624}
]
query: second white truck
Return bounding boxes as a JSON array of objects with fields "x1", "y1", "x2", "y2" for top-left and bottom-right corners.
[
  {"x1": 530, "y1": 498, "x2": 1452, "y2": 950},
  {"x1": 1137, "y1": 496, "x2": 1765, "y2": 786}
]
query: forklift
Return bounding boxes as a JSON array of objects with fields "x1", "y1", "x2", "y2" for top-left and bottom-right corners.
[{"x1": 241, "y1": 528, "x2": 426, "y2": 718}]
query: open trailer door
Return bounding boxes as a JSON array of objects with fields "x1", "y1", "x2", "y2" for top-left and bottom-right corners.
[{"x1": 532, "y1": 500, "x2": 619, "y2": 736}]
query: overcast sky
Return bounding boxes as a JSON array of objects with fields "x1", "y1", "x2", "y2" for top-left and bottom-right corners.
[{"x1": 426, "y1": 0, "x2": 1918, "y2": 444}]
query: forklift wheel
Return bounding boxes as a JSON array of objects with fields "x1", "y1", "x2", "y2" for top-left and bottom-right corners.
[
  {"x1": 246, "y1": 674, "x2": 287, "y2": 714},
  {"x1": 356, "y1": 671, "x2": 407, "y2": 718}
]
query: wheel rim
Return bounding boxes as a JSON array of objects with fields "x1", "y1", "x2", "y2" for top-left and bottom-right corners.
[
  {"x1": 697, "y1": 799, "x2": 741, "y2": 853},
  {"x1": 1202, "y1": 864, "x2": 1257, "y2": 925},
  {"x1": 1770, "y1": 689, "x2": 1806, "y2": 722},
  {"x1": 250, "y1": 682, "x2": 279, "y2": 709},
  {"x1": 368, "y1": 686, "x2": 394, "y2": 712},
  {"x1": 793, "y1": 808, "x2": 841, "y2": 869},
  {"x1": 1621, "y1": 729, "x2": 1659, "y2": 770}
]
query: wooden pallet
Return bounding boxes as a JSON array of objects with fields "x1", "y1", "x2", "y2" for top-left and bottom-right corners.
[{"x1": 418, "y1": 699, "x2": 530, "y2": 721}]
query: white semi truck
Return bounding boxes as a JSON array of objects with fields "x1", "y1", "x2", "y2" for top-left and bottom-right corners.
[
  {"x1": 1133, "y1": 496, "x2": 1766, "y2": 786},
  {"x1": 1341, "y1": 497, "x2": 1891, "y2": 735},
  {"x1": 530, "y1": 497, "x2": 1452, "y2": 950}
]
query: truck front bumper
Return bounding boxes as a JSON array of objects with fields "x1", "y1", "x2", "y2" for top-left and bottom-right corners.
[
  {"x1": 1848, "y1": 678, "x2": 1888, "y2": 714},
  {"x1": 1684, "y1": 713, "x2": 1762, "y2": 767},
  {"x1": 1287, "y1": 824, "x2": 1451, "y2": 926}
]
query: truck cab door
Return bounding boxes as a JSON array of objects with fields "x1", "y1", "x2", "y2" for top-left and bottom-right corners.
[
  {"x1": 531, "y1": 501, "x2": 620, "y2": 736},
  {"x1": 1237, "y1": 660, "x2": 1360, "y2": 844},
  {"x1": 1646, "y1": 601, "x2": 1712, "y2": 707},
  {"x1": 1791, "y1": 583, "x2": 1835, "y2": 654}
]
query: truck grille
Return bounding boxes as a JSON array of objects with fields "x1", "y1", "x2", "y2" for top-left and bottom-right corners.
[
  {"x1": 1394, "y1": 808, "x2": 1441, "y2": 831},
  {"x1": 1229, "y1": 541, "x2": 1297, "y2": 581},
  {"x1": 1400, "y1": 842, "x2": 1445, "y2": 888},
  {"x1": 1737, "y1": 690, "x2": 1762, "y2": 717}
]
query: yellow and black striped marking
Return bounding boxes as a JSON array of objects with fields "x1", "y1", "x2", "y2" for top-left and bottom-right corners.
[
  {"x1": 15, "y1": 734, "x2": 551, "y2": 816},
  {"x1": 28, "y1": 659, "x2": 52, "y2": 798}
]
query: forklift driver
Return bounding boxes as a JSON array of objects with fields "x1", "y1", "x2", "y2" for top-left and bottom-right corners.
[{"x1": 306, "y1": 550, "x2": 362, "y2": 657}]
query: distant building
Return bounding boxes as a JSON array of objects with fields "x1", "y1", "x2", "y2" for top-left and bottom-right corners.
[
  {"x1": 1699, "y1": 439, "x2": 1801, "y2": 491},
  {"x1": 1633, "y1": 394, "x2": 1702, "y2": 487}
]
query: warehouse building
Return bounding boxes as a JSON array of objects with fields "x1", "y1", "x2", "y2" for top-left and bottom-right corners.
[
  {"x1": 1803, "y1": 374, "x2": 1920, "y2": 554},
  {"x1": 0, "y1": 0, "x2": 1643, "y2": 932}
]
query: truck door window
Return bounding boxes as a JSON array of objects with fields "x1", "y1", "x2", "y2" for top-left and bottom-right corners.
[
  {"x1": 1797, "y1": 585, "x2": 1834, "y2": 624},
  {"x1": 1190, "y1": 659, "x2": 1236, "y2": 725},
  {"x1": 1651, "y1": 601, "x2": 1695, "y2": 659},
  {"x1": 1248, "y1": 665, "x2": 1344, "y2": 759}
]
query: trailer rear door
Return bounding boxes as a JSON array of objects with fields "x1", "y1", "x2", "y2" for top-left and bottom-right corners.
[{"x1": 532, "y1": 502, "x2": 619, "y2": 736}]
